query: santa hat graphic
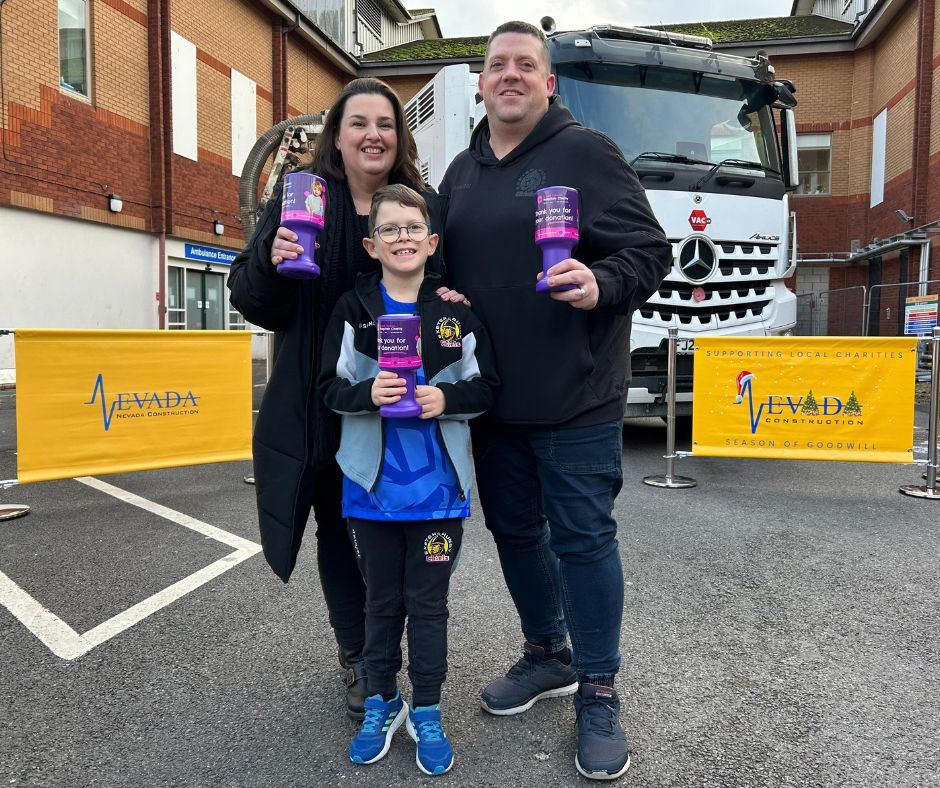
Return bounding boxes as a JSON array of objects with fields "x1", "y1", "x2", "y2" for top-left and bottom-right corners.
[{"x1": 734, "y1": 370, "x2": 755, "y2": 403}]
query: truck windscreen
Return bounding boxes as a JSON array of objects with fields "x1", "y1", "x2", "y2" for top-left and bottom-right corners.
[{"x1": 556, "y1": 63, "x2": 781, "y2": 178}]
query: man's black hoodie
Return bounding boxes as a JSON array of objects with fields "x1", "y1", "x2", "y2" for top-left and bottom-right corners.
[{"x1": 440, "y1": 98, "x2": 672, "y2": 427}]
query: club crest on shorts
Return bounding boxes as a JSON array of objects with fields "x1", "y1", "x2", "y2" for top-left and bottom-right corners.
[
  {"x1": 435, "y1": 317, "x2": 461, "y2": 348},
  {"x1": 423, "y1": 532, "x2": 453, "y2": 562}
]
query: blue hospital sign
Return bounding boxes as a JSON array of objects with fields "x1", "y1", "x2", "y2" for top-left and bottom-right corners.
[{"x1": 184, "y1": 244, "x2": 237, "y2": 265}]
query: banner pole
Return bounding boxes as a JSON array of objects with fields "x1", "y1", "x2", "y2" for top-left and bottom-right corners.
[
  {"x1": 1, "y1": 336, "x2": 28, "y2": 518},
  {"x1": 644, "y1": 327, "x2": 696, "y2": 489},
  {"x1": 900, "y1": 326, "x2": 940, "y2": 499},
  {"x1": 244, "y1": 332, "x2": 273, "y2": 487},
  {"x1": 265, "y1": 332, "x2": 275, "y2": 382}
]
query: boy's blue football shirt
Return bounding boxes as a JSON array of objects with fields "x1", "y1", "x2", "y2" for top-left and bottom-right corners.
[{"x1": 341, "y1": 283, "x2": 469, "y2": 521}]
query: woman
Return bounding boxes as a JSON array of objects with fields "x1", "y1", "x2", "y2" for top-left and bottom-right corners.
[{"x1": 227, "y1": 78, "x2": 448, "y2": 721}]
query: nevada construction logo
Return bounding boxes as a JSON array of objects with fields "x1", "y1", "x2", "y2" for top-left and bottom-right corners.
[
  {"x1": 733, "y1": 370, "x2": 863, "y2": 435},
  {"x1": 84, "y1": 374, "x2": 201, "y2": 431}
]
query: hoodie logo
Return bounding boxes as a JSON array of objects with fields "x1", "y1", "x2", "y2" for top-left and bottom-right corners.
[
  {"x1": 435, "y1": 317, "x2": 462, "y2": 348},
  {"x1": 516, "y1": 168, "x2": 546, "y2": 197},
  {"x1": 424, "y1": 532, "x2": 453, "y2": 562}
]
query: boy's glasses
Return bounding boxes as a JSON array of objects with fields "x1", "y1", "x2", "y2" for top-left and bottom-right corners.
[{"x1": 373, "y1": 222, "x2": 429, "y2": 243}]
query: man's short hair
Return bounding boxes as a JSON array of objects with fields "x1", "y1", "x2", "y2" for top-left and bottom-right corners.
[
  {"x1": 485, "y1": 21, "x2": 551, "y2": 71},
  {"x1": 368, "y1": 184, "x2": 430, "y2": 235}
]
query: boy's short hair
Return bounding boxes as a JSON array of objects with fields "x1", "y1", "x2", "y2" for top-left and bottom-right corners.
[{"x1": 368, "y1": 184, "x2": 430, "y2": 235}]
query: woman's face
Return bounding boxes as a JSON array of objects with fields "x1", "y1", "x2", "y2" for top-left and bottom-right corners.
[{"x1": 334, "y1": 93, "x2": 398, "y2": 183}]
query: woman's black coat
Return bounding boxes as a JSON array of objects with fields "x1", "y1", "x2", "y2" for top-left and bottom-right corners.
[{"x1": 227, "y1": 181, "x2": 445, "y2": 581}]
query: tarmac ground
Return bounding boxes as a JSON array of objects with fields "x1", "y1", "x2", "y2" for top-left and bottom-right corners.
[{"x1": 1, "y1": 362, "x2": 938, "y2": 787}]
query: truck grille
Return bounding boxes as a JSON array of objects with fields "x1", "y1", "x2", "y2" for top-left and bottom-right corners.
[{"x1": 638, "y1": 240, "x2": 779, "y2": 329}]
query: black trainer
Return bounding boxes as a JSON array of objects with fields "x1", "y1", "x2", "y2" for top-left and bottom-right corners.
[
  {"x1": 574, "y1": 683, "x2": 630, "y2": 781},
  {"x1": 339, "y1": 646, "x2": 368, "y2": 721},
  {"x1": 480, "y1": 642, "x2": 578, "y2": 716}
]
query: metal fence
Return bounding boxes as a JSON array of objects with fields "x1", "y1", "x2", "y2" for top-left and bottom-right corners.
[
  {"x1": 796, "y1": 279, "x2": 940, "y2": 338},
  {"x1": 865, "y1": 279, "x2": 940, "y2": 337},
  {"x1": 795, "y1": 279, "x2": 939, "y2": 376},
  {"x1": 795, "y1": 285, "x2": 867, "y2": 336}
]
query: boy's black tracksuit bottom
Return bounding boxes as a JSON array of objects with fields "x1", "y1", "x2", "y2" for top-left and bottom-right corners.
[{"x1": 348, "y1": 517, "x2": 464, "y2": 707}]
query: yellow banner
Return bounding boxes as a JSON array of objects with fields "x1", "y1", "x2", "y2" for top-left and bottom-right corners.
[
  {"x1": 692, "y1": 337, "x2": 916, "y2": 463},
  {"x1": 15, "y1": 330, "x2": 252, "y2": 483}
]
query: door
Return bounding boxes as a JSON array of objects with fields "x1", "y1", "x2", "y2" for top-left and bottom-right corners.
[{"x1": 184, "y1": 269, "x2": 225, "y2": 330}]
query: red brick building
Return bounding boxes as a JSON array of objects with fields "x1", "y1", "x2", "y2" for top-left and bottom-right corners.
[
  {"x1": 0, "y1": 0, "x2": 440, "y2": 381},
  {"x1": 2, "y1": 0, "x2": 938, "y2": 383}
]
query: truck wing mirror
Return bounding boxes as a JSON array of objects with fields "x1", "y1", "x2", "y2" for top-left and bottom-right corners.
[
  {"x1": 780, "y1": 108, "x2": 799, "y2": 190},
  {"x1": 774, "y1": 80, "x2": 797, "y2": 108}
]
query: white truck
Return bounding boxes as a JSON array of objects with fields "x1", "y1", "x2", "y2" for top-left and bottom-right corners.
[{"x1": 406, "y1": 23, "x2": 801, "y2": 418}]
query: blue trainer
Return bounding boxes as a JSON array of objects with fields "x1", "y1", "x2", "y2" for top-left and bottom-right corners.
[
  {"x1": 349, "y1": 691, "x2": 406, "y2": 765},
  {"x1": 406, "y1": 703, "x2": 454, "y2": 776}
]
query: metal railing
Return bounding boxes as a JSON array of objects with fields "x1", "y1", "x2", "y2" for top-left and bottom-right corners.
[{"x1": 796, "y1": 285, "x2": 867, "y2": 336}]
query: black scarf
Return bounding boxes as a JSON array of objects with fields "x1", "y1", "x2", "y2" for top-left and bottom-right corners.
[{"x1": 308, "y1": 177, "x2": 378, "y2": 466}]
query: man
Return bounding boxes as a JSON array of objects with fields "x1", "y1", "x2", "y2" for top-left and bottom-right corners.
[{"x1": 439, "y1": 21, "x2": 672, "y2": 781}]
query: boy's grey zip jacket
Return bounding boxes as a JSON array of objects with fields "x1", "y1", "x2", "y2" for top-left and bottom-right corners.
[{"x1": 317, "y1": 270, "x2": 499, "y2": 497}]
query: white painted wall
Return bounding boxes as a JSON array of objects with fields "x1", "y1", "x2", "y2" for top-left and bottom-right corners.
[
  {"x1": 0, "y1": 207, "x2": 159, "y2": 383},
  {"x1": 231, "y1": 69, "x2": 257, "y2": 177},
  {"x1": 171, "y1": 32, "x2": 198, "y2": 161},
  {"x1": 870, "y1": 108, "x2": 887, "y2": 208}
]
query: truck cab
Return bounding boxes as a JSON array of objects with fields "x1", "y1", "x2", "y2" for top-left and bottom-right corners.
[
  {"x1": 547, "y1": 25, "x2": 800, "y2": 417},
  {"x1": 406, "y1": 23, "x2": 800, "y2": 418}
]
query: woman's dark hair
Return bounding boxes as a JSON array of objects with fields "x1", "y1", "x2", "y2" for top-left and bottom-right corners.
[{"x1": 311, "y1": 78, "x2": 423, "y2": 189}]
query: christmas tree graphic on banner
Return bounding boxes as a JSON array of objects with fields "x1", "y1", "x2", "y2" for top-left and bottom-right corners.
[
  {"x1": 801, "y1": 389, "x2": 819, "y2": 416},
  {"x1": 844, "y1": 390, "x2": 862, "y2": 417}
]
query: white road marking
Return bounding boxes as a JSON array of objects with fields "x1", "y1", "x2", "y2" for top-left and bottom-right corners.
[{"x1": 0, "y1": 477, "x2": 261, "y2": 661}]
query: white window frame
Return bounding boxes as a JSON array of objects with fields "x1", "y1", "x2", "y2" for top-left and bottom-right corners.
[
  {"x1": 58, "y1": 0, "x2": 92, "y2": 100},
  {"x1": 795, "y1": 133, "x2": 832, "y2": 196}
]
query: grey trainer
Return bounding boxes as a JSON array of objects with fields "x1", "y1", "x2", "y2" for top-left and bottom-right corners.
[{"x1": 480, "y1": 642, "x2": 578, "y2": 716}]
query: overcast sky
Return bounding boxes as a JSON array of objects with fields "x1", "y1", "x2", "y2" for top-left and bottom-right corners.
[{"x1": 424, "y1": 0, "x2": 794, "y2": 38}]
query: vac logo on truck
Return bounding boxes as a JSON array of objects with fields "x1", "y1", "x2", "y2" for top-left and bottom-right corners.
[
  {"x1": 85, "y1": 373, "x2": 201, "y2": 431},
  {"x1": 689, "y1": 209, "x2": 711, "y2": 231}
]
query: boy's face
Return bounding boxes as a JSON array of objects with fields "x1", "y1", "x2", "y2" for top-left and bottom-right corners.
[{"x1": 363, "y1": 202, "x2": 439, "y2": 277}]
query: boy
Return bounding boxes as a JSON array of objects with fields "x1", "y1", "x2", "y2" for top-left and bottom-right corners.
[{"x1": 318, "y1": 184, "x2": 498, "y2": 776}]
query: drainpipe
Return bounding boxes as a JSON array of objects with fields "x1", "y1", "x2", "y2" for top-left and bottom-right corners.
[
  {"x1": 911, "y1": 0, "x2": 935, "y2": 226},
  {"x1": 919, "y1": 239, "x2": 931, "y2": 297},
  {"x1": 273, "y1": 14, "x2": 300, "y2": 123},
  {"x1": 148, "y1": 0, "x2": 172, "y2": 329}
]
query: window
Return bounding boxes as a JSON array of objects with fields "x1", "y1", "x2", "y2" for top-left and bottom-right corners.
[
  {"x1": 58, "y1": 0, "x2": 90, "y2": 97},
  {"x1": 167, "y1": 267, "x2": 185, "y2": 329},
  {"x1": 795, "y1": 133, "x2": 831, "y2": 195},
  {"x1": 295, "y1": 0, "x2": 346, "y2": 48}
]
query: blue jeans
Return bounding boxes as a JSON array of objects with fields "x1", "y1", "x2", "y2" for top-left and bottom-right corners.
[{"x1": 471, "y1": 419, "x2": 624, "y2": 679}]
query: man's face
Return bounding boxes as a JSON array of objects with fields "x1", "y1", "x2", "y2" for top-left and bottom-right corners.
[{"x1": 479, "y1": 32, "x2": 555, "y2": 129}]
